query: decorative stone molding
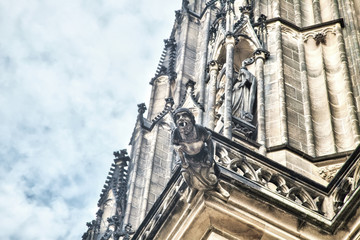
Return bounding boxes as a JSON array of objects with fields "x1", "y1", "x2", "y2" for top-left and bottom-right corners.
[
  {"x1": 133, "y1": 169, "x2": 187, "y2": 240},
  {"x1": 281, "y1": 25, "x2": 299, "y2": 39},
  {"x1": 303, "y1": 26, "x2": 336, "y2": 43},
  {"x1": 253, "y1": 48, "x2": 270, "y2": 60},
  {"x1": 239, "y1": 5, "x2": 252, "y2": 15},
  {"x1": 82, "y1": 220, "x2": 100, "y2": 240},
  {"x1": 138, "y1": 97, "x2": 175, "y2": 131},
  {"x1": 255, "y1": 14, "x2": 268, "y2": 49},
  {"x1": 182, "y1": 0, "x2": 189, "y2": 11},
  {"x1": 83, "y1": 150, "x2": 132, "y2": 240},
  {"x1": 177, "y1": 80, "x2": 205, "y2": 111},
  {"x1": 313, "y1": 32, "x2": 326, "y2": 45},
  {"x1": 139, "y1": 80, "x2": 205, "y2": 132},
  {"x1": 232, "y1": 116, "x2": 256, "y2": 138},
  {"x1": 208, "y1": 25, "x2": 218, "y2": 42},
  {"x1": 117, "y1": 224, "x2": 135, "y2": 240},
  {"x1": 332, "y1": 162, "x2": 360, "y2": 213},
  {"x1": 205, "y1": 0, "x2": 218, "y2": 7},
  {"x1": 225, "y1": 32, "x2": 235, "y2": 46},
  {"x1": 175, "y1": 10, "x2": 183, "y2": 25},
  {"x1": 150, "y1": 38, "x2": 177, "y2": 84},
  {"x1": 318, "y1": 163, "x2": 343, "y2": 182},
  {"x1": 233, "y1": 14, "x2": 246, "y2": 33},
  {"x1": 213, "y1": 143, "x2": 325, "y2": 213},
  {"x1": 164, "y1": 38, "x2": 177, "y2": 82}
]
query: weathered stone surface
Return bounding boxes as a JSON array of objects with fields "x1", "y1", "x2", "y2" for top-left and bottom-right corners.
[{"x1": 85, "y1": 1, "x2": 360, "y2": 239}]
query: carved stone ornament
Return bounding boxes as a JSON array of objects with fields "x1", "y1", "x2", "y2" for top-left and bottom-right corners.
[
  {"x1": 171, "y1": 108, "x2": 230, "y2": 202},
  {"x1": 117, "y1": 223, "x2": 135, "y2": 240},
  {"x1": 314, "y1": 32, "x2": 326, "y2": 45}
]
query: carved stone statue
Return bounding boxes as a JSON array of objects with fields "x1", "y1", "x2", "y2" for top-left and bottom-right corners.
[
  {"x1": 232, "y1": 66, "x2": 257, "y2": 121},
  {"x1": 171, "y1": 108, "x2": 230, "y2": 202}
]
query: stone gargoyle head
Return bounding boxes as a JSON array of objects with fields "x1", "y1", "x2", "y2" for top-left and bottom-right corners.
[{"x1": 173, "y1": 108, "x2": 196, "y2": 136}]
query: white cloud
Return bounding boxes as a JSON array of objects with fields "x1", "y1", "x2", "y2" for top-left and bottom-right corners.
[{"x1": 0, "y1": 0, "x2": 180, "y2": 239}]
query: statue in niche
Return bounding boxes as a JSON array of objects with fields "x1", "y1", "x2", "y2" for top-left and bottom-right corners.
[
  {"x1": 232, "y1": 64, "x2": 257, "y2": 122},
  {"x1": 171, "y1": 108, "x2": 230, "y2": 202}
]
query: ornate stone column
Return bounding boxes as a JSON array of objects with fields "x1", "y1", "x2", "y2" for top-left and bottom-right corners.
[
  {"x1": 254, "y1": 50, "x2": 268, "y2": 155},
  {"x1": 198, "y1": 10, "x2": 211, "y2": 125},
  {"x1": 223, "y1": 34, "x2": 235, "y2": 139},
  {"x1": 223, "y1": 0, "x2": 235, "y2": 139},
  {"x1": 207, "y1": 60, "x2": 219, "y2": 130}
]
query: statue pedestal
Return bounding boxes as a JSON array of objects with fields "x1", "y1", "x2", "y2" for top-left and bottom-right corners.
[{"x1": 232, "y1": 116, "x2": 256, "y2": 140}]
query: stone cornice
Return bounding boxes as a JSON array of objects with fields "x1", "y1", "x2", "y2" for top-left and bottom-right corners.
[
  {"x1": 267, "y1": 143, "x2": 354, "y2": 164},
  {"x1": 257, "y1": 17, "x2": 344, "y2": 32}
]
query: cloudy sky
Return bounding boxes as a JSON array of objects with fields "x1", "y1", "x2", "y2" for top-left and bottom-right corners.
[{"x1": 0, "y1": 0, "x2": 180, "y2": 239}]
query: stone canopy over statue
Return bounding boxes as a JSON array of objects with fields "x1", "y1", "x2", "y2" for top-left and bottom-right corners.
[{"x1": 171, "y1": 108, "x2": 230, "y2": 202}]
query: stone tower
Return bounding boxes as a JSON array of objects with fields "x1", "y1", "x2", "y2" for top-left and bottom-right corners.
[{"x1": 83, "y1": 0, "x2": 360, "y2": 239}]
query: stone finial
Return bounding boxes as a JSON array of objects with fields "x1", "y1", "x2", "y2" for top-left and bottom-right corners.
[
  {"x1": 175, "y1": 10, "x2": 182, "y2": 23},
  {"x1": 258, "y1": 14, "x2": 267, "y2": 23},
  {"x1": 165, "y1": 97, "x2": 175, "y2": 108},
  {"x1": 118, "y1": 223, "x2": 135, "y2": 240},
  {"x1": 239, "y1": 5, "x2": 252, "y2": 14},
  {"x1": 186, "y1": 79, "x2": 196, "y2": 89},
  {"x1": 182, "y1": 0, "x2": 189, "y2": 10},
  {"x1": 113, "y1": 149, "x2": 128, "y2": 159},
  {"x1": 164, "y1": 37, "x2": 176, "y2": 48},
  {"x1": 107, "y1": 215, "x2": 121, "y2": 226},
  {"x1": 209, "y1": 25, "x2": 217, "y2": 42},
  {"x1": 96, "y1": 209, "x2": 103, "y2": 218},
  {"x1": 225, "y1": 32, "x2": 235, "y2": 45},
  {"x1": 137, "y1": 103, "x2": 147, "y2": 115}
]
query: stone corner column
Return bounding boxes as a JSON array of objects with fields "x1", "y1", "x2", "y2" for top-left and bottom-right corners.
[
  {"x1": 224, "y1": 34, "x2": 235, "y2": 139},
  {"x1": 254, "y1": 49, "x2": 269, "y2": 155},
  {"x1": 207, "y1": 60, "x2": 219, "y2": 130}
]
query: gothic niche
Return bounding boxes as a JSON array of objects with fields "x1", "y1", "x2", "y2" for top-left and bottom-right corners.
[
  {"x1": 232, "y1": 58, "x2": 257, "y2": 138},
  {"x1": 213, "y1": 56, "x2": 257, "y2": 139},
  {"x1": 207, "y1": 3, "x2": 263, "y2": 140}
]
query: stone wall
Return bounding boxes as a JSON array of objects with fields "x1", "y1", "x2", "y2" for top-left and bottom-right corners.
[
  {"x1": 264, "y1": 22, "x2": 284, "y2": 147},
  {"x1": 146, "y1": 126, "x2": 173, "y2": 212},
  {"x1": 282, "y1": 31, "x2": 308, "y2": 153},
  {"x1": 280, "y1": 0, "x2": 296, "y2": 24}
]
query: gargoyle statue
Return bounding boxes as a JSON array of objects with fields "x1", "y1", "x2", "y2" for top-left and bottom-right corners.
[{"x1": 171, "y1": 108, "x2": 230, "y2": 202}]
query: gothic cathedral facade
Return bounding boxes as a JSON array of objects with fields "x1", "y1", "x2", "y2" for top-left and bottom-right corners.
[{"x1": 83, "y1": 0, "x2": 360, "y2": 239}]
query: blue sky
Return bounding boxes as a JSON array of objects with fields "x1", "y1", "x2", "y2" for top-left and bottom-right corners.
[{"x1": 0, "y1": 1, "x2": 180, "y2": 239}]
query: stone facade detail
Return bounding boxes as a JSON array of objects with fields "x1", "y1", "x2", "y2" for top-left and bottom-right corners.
[
  {"x1": 83, "y1": 150, "x2": 132, "y2": 240},
  {"x1": 84, "y1": 0, "x2": 360, "y2": 239}
]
